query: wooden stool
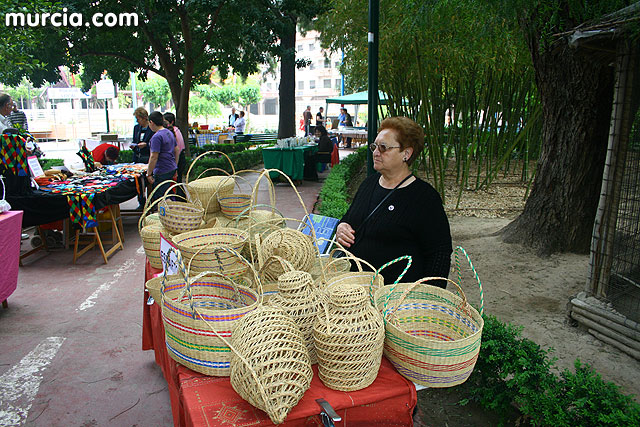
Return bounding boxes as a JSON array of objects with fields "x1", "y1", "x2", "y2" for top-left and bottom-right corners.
[{"x1": 73, "y1": 206, "x2": 124, "y2": 264}]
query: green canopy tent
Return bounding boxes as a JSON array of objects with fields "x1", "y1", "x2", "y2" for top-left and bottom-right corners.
[{"x1": 324, "y1": 90, "x2": 391, "y2": 128}]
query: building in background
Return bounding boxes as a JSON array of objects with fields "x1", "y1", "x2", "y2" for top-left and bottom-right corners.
[{"x1": 249, "y1": 29, "x2": 343, "y2": 133}]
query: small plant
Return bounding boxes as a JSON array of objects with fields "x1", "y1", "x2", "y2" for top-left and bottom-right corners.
[{"x1": 318, "y1": 147, "x2": 366, "y2": 218}]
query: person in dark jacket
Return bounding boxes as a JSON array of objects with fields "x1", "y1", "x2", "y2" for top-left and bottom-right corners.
[
  {"x1": 335, "y1": 117, "x2": 452, "y2": 287},
  {"x1": 131, "y1": 107, "x2": 154, "y2": 164}
]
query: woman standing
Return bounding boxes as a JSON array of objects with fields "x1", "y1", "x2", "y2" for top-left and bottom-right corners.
[
  {"x1": 335, "y1": 117, "x2": 452, "y2": 287},
  {"x1": 163, "y1": 112, "x2": 185, "y2": 182},
  {"x1": 146, "y1": 111, "x2": 179, "y2": 207}
]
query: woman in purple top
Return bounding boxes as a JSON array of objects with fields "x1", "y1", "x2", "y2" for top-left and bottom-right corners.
[{"x1": 146, "y1": 111, "x2": 179, "y2": 207}]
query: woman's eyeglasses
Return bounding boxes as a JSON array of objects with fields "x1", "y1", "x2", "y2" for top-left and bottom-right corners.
[{"x1": 370, "y1": 142, "x2": 401, "y2": 153}]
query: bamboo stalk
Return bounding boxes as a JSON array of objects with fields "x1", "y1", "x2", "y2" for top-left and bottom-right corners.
[
  {"x1": 571, "y1": 297, "x2": 640, "y2": 332},
  {"x1": 571, "y1": 307, "x2": 640, "y2": 344},
  {"x1": 587, "y1": 329, "x2": 640, "y2": 361}
]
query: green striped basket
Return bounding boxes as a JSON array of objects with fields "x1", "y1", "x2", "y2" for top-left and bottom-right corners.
[{"x1": 374, "y1": 272, "x2": 484, "y2": 388}]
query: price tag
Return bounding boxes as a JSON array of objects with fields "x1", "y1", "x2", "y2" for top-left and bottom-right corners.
[
  {"x1": 160, "y1": 232, "x2": 179, "y2": 276},
  {"x1": 27, "y1": 155, "x2": 45, "y2": 177}
]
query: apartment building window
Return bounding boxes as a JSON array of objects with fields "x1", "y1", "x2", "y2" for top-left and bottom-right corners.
[
  {"x1": 264, "y1": 98, "x2": 277, "y2": 115},
  {"x1": 335, "y1": 79, "x2": 342, "y2": 90},
  {"x1": 309, "y1": 62, "x2": 315, "y2": 70},
  {"x1": 298, "y1": 81, "x2": 304, "y2": 90},
  {"x1": 297, "y1": 44, "x2": 303, "y2": 51},
  {"x1": 335, "y1": 60, "x2": 341, "y2": 68},
  {"x1": 324, "y1": 58, "x2": 331, "y2": 68},
  {"x1": 309, "y1": 80, "x2": 316, "y2": 89},
  {"x1": 266, "y1": 83, "x2": 272, "y2": 90},
  {"x1": 323, "y1": 79, "x2": 331, "y2": 88},
  {"x1": 308, "y1": 43, "x2": 315, "y2": 51},
  {"x1": 249, "y1": 103, "x2": 259, "y2": 115}
]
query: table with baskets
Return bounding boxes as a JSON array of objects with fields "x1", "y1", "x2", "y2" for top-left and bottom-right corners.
[{"x1": 139, "y1": 154, "x2": 485, "y2": 426}]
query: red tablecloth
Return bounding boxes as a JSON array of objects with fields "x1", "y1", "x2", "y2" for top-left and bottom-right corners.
[
  {"x1": 142, "y1": 261, "x2": 417, "y2": 427},
  {"x1": 0, "y1": 210, "x2": 23, "y2": 304}
]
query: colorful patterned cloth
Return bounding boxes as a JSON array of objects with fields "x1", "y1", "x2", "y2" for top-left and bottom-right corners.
[
  {"x1": 77, "y1": 146, "x2": 96, "y2": 172},
  {"x1": 0, "y1": 134, "x2": 29, "y2": 176}
]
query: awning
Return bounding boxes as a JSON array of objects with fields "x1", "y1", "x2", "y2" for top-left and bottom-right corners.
[{"x1": 325, "y1": 90, "x2": 391, "y2": 105}]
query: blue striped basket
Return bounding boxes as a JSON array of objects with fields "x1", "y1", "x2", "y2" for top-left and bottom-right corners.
[{"x1": 374, "y1": 275, "x2": 484, "y2": 388}]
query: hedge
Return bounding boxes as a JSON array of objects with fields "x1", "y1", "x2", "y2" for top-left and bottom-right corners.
[
  {"x1": 185, "y1": 148, "x2": 264, "y2": 180},
  {"x1": 317, "y1": 147, "x2": 367, "y2": 219}
]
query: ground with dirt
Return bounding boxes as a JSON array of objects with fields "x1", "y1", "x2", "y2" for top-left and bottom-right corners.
[{"x1": 347, "y1": 164, "x2": 640, "y2": 425}]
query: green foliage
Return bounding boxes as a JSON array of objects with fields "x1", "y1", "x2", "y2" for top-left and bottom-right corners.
[
  {"x1": 189, "y1": 90, "x2": 221, "y2": 120},
  {"x1": 189, "y1": 142, "x2": 258, "y2": 158},
  {"x1": 39, "y1": 158, "x2": 65, "y2": 170},
  {"x1": 318, "y1": 147, "x2": 367, "y2": 218},
  {"x1": 465, "y1": 315, "x2": 640, "y2": 426},
  {"x1": 139, "y1": 76, "x2": 171, "y2": 109},
  {"x1": 185, "y1": 148, "x2": 264, "y2": 181},
  {"x1": 196, "y1": 84, "x2": 262, "y2": 109},
  {"x1": 116, "y1": 149, "x2": 133, "y2": 164}
]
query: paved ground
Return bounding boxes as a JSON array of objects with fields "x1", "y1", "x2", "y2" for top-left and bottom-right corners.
[{"x1": 0, "y1": 146, "x2": 355, "y2": 426}]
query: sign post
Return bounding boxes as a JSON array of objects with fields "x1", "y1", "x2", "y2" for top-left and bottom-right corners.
[{"x1": 96, "y1": 79, "x2": 116, "y2": 133}]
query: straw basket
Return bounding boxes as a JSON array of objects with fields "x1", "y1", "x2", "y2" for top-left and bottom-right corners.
[
  {"x1": 229, "y1": 305, "x2": 312, "y2": 424},
  {"x1": 268, "y1": 270, "x2": 321, "y2": 364},
  {"x1": 374, "y1": 273, "x2": 484, "y2": 388},
  {"x1": 186, "y1": 151, "x2": 236, "y2": 214},
  {"x1": 143, "y1": 212, "x2": 161, "y2": 227},
  {"x1": 259, "y1": 227, "x2": 317, "y2": 275},
  {"x1": 139, "y1": 188, "x2": 175, "y2": 269},
  {"x1": 158, "y1": 183, "x2": 204, "y2": 235},
  {"x1": 161, "y1": 247, "x2": 260, "y2": 376},
  {"x1": 258, "y1": 255, "x2": 294, "y2": 302},
  {"x1": 171, "y1": 227, "x2": 249, "y2": 279},
  {"x1": 309, "y1": 255, "x2": 351, "y2": 282},
  {"x1": 313, "y1": 283, "x2": 385, "y2": 391}
]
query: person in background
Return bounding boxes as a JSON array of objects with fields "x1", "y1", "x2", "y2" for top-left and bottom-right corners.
[
  {"x1": 228, "y1": 107, "x2": 239, "y2": 128},
  {"x1": 343, "y1": 109, "x2": 353, "y2": 148},
  {"x1": 234, "y1": 111, "x2": 246, "y2": 135},
  {"x1": 303, "y1": 105, "x2": 313, "y2": 136},
  {"x1": 146, "y1": 111, "x2": 178, "y2": 208},
  {"x1": 91, "y1": 144, "x2": 120, "y2": 167},
  {"x1": 303, "y1": 125, "x2": 334, "y2": 181},
  {"x1": 9, "y1": 103, "x2": 28, "y2": 131},
  {"x1": 316, "y1": 107, "x2": 326, "y2": 128},
  {"x1": 335, "y1": 116, "x2": 452, "y2": 287},
  {"x1": 338, "y1": 108, "x2": 346, "y2": 127},
  {"x1": 0, "y1": 94, "x2": 14, "y2": 132},
  {"x1": 163, "y1": 112, "x2": 185, "y2": 182},
  {"x1": 132, "y1": 107, "x2": 154, "y2": 164}
]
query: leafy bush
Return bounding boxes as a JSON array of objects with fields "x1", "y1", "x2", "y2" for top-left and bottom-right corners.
[
  {"x1": 465, "y1": 315, "x2": 640, "y2": 426},
  {"x1": 117, "y1": 149, "x2": 134, "y2": 164},
  {"x1": 318, "y1": 147, "x2": 367, "y2": 218},
  {"x1": 189, "y1": 142, "x2": 258, "y2": 157}
]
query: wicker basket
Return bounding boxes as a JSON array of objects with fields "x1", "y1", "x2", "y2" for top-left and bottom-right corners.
[
  {"x1": 171, "y1": 227, "x2": 249, "y2": 279},
  {"x1": 186, "y1": 151, "x2": 236, "y2": 214},
  {"x1": 230, "y1": 305, "x2": 312, "y2": 424},
  {"x1": 138, "y1": 194, "x2": 175, "y2": 269},
  {"x1": 161, "y1": 247, "x2": 260, "y2": 376},
  {"x1": 268, "y1": 270, "x2": 321, "y2": 364},
  {"x1": 374, "y1": 274, "x2": 484, "y2": 388},
  {"x1": 258, "y1": 255, "x2": 294, "y2": 301},
  {"x1": 309, "y1": 255, "x2": 351, "y2": 282},
  {"x1": 158, "y1": 183, "x2": 204, "y2": 235},
  {"x1": 313, "y1": 283, "x2": 385, "y2": 391},
  {"x1": 259, "y1": 227, "x2": 317, "y2": 275}
]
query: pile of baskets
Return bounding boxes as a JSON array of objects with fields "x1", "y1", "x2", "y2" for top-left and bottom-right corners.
[{"x1": 142, "y1": 165, "x2": 485, "y2": 423}]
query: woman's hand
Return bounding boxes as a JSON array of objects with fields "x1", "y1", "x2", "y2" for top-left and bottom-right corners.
[
  {"x1": 146, "y1": 175, "x2": 155, "y2": 185},
  {"x1": 336, "y1": 222, "x2": 356, "y2": 248},
  {"x1": 138, "y1": 142, "x2": 147, "y2": 148}
]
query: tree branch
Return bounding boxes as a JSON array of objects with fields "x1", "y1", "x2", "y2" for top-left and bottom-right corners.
[
  {"x1": 78, "y1": 51, "x2": 164, "y2": 77},
  {"x1": 201, "y1": 2, "x2": 226, "y2": 53}
]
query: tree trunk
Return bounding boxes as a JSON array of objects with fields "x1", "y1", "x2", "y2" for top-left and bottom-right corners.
[
  {"x1": 168, "y1": 80, "x2": 192, "y2": 159},
  {"x1": 501, "y1": 43, "x2": 615, "y2": 255},
  {"x1": 278, "y1": 17, "x2": 297, "y2": 139}
]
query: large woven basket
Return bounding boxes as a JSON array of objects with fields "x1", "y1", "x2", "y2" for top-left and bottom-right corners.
[
  {"x1": 139, "y1": 191, "x2": 175, "y2": 269},
  {"x1": 268, "y1": 270, "x2": 321, "y2": 364},
  {"x1": 374, "y1": 274, "x2": 484, "y2": 388},
  {"x1": 171, "y1": 227, "x2": 249, "y2": 279},
  {"x1": 229, "y1": 305, "x2": 312, "y2": 424},
  {"x1": 313, "y1": 283, "x2": 385, "y2": 391},
  {"x1": 158, "y1": 183, "x2": 204, "y2": 235},
  {"x1": 259, "y1": 226, "x2": 317, "y2": 275},
  {"x1": 161, "y1": 247, "x2": 260, "y2": 376},
  {"x1": 186, "y1": 151, "x2": 236, "y2": 214},
  {"x1": 309, "y1": 255, "x2": 351, "y2": 282}
]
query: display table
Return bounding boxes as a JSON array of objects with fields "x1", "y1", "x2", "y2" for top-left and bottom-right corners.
[
  {"x1": 262, "y1": 145, "x2": 317, "y2": 181},
  {"x1": 142, "y1": 261, "x2": 417, "y2": 426},
  {"x1": 0, "y1": 210, "x2": 23, "y2": 307}
]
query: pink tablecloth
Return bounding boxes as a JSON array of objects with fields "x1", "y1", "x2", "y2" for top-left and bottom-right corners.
[{"x1": 0, "y1": 210, "x2": 23, "y2": 303}]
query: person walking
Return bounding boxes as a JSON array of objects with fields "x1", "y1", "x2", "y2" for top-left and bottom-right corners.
[
  {"x1": 303, "y1": 106, "x2": 313, "y2": 136},
  {"x1": 9, "y1": 103, "x2": 28, "y2": 131}
]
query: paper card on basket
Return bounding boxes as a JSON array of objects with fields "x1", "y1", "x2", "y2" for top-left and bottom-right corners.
[{"x1": 160, "y1": 232, "x2": 180, "y2": 276}]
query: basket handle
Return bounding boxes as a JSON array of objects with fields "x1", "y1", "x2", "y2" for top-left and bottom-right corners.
[
  {"x1": 454, "y1": 246, "x2": 484, "y2": 316},
  {"x1": 194, "y1": 167, "x2": 231, "y2": 182},
  {"x1": 137, "y1": 179, "x2": 178, "y2": 232},
  {"x1": 252, "y1": 169, "x2": 310, "y2": 218},
  {"x1": 323, "y1": 240, "x2": 376, "y2": 274},
  {"x1": 234, "y1": 169, "x2": 277, "y2": 211},
  {"x1": 382, "y1": 277, "x2": 470, "y2": 322},
  {"x1": 233, "y1": 203, "x2": 286, "y2": 228},
  {"x1": 186, "y1": 150, "x2": 236, "y2": 183},
  {"x1": 367, "y1": 255, "x2": 413, "y2": 305},
  {"x1": 162, "y1": 182, "x2": 200, "y2": 207}
]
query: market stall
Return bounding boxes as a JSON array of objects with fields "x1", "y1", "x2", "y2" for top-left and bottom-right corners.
[{"x1": 262, "y1": 144, "x2": 318, "y2": 181}]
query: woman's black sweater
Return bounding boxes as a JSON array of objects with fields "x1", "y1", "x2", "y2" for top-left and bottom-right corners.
[{"x1": 340, "y1": 173, "x2": 452, "y2": 286}]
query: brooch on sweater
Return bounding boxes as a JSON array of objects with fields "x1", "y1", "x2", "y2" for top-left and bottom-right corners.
[{"x1": 388, "y1": 205, "x2": 395, "y2": 211}]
